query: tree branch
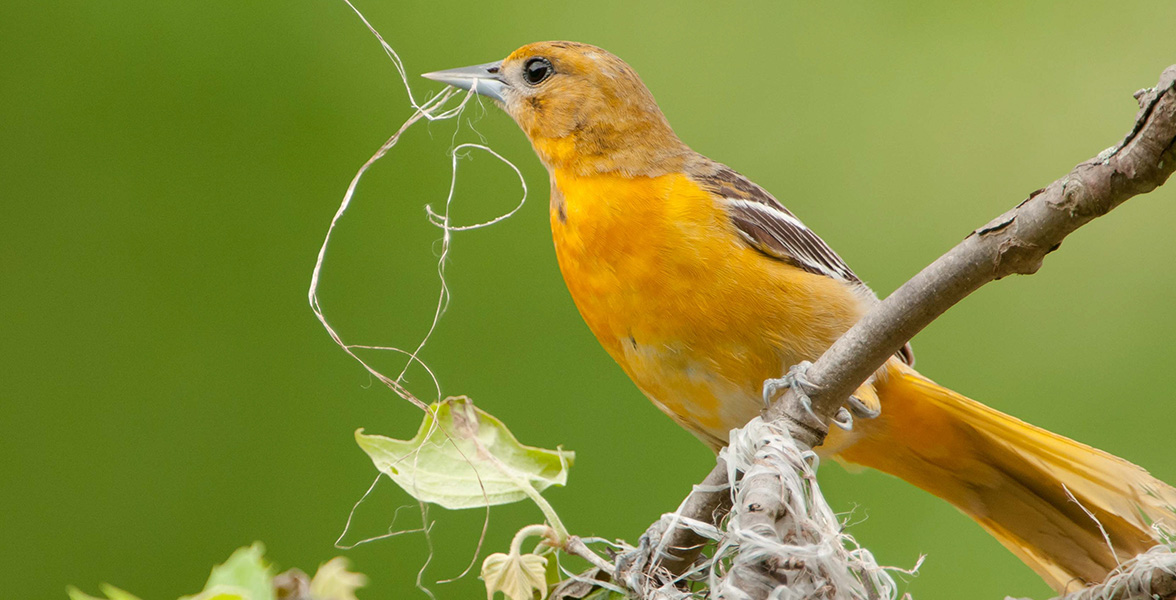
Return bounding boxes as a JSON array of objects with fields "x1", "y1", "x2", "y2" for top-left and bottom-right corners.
[
  {"x1": 640, "y1": 64, "x2": 1176, "y2": 598},
  {"x1": 773, "y1": 64, "x2": 1176, "y2": 444}
]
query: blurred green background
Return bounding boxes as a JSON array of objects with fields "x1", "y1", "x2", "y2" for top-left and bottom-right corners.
[{"x1": 3, "y1": 1, "x2": 1175, "y2": 598}]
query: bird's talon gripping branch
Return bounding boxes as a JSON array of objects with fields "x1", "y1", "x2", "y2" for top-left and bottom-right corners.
[
  {"x1": 761, "y1": 360, "x2": 817, "y2": 414},
  {"x1": 760, "y1": 378, "x2": 785, "y2": 411},
  {"x1": 831, "y1": 406, "x2": 854, "y2": 430},
  {"x1": 846, "y1": 394, "x2": 881, "y2": 419}
]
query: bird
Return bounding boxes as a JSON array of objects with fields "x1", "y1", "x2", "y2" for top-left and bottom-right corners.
[{"x1": 423, "y1": 42, "x2": 1176, "y2": 591}]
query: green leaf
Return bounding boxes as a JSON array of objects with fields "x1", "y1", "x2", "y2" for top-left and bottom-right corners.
[
  {"x1": 181, "y1": 592, "x2": 249, "y2": 600},
  {"x1": 482, "y1": 551, "x2": 548, "y2": 600},
  {"x1": 356, "y1": 397, "x2": 574, "y2": 510},
  {"x1": 309, "y1": 557, "x2": 368, "y2": 600},
  {"x1": 180, "y1": 542, "x2": 274, "y2": 600},
  {"x1": 544, "y1": 548, "x2": 562, "y2": 588}
]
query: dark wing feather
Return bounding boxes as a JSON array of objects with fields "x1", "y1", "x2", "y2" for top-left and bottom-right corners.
[
  {"x1": 690, "y1": 162, "x2": 916, "y2": 365},
  {"x1": 691, "y1": 163, "x2": 860, "y2": 284}
]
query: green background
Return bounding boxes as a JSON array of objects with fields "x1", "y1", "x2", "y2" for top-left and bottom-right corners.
[{"x1": 3, "y1": 1, "x2": 1176, "y2": 598}]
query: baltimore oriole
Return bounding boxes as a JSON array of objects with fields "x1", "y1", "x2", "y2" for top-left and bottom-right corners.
[{"x1": 424, "y1": 42, "x2": 1176, "y2": 591}]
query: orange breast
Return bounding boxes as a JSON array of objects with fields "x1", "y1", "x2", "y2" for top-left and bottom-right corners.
[{"x1": 549, "y1": 169, "x2": 867, "y2": 445}]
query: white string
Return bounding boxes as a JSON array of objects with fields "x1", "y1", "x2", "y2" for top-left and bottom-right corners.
[
  {"x1": 310, "y1": 7, "x2": 527, "y2": 410},
  {"x1": 308, "y1": 88, "x2": 464, "y2": 411},
  {"x1": 390, "y1": 143, "x2": 528, "y2": 385},
  {"x1": 713, "y1": 417, "x2": 913, "y2": 600},
  {"x1": 1063, "y1": 483, "x2": 1122, "y2": 567},
  {"x1": 426, "y1": 144, "x2": 529, "y2": 232},
  {"x1": 314, "y1": 2, "x2": 531, "y2": 596},
  {"x1": 335, "y1": 474, "x2": 427, "y2": 550},
  {"x1": 339, "y1": 0, "x2": 468, "y2": 120}
]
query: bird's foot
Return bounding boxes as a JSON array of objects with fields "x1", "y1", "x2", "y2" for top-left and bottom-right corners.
[
  {"x1": 846, "y1": 394, "x2": 880, "y2": 419},
  {"x1": 764, "y1": 361, "x2": 873, "y2": 431},
  {"x1": 762, "y1": 360, "x2": 816, "y2": 414}
]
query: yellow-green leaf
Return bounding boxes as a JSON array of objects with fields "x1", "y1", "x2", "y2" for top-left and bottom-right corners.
[
  {"x1": 309, "y1": 557, "x2": 368, "y2": 600},
  {"x1": 183, "y1": 589, "x2": 250, "y2": 600},
  {"x1": 180, "y1": 542, "x2": 273, "y2": 600},
  {"x1": 356, "y1": 397, "x2": 574, "y2": 509},
  {"x1": 482, "y1": 551, "x2": 548, "y2": 600}
]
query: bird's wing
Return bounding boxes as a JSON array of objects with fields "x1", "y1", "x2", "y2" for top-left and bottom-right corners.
[
  {"x1": 690, "y1": 162, "x2": 861, "y2": 284},
  {"x1": 689, "y1": 162, "x2": 915, "y2": 366}
]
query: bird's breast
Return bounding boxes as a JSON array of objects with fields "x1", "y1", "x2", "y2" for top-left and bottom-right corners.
[{"x1": 547, "y1": 169, "x2": 866, "y2": 445}]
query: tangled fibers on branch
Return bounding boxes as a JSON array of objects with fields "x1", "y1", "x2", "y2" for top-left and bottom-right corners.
[{"x1": 712, "y1": 417, "x2": 912, "y2": 600}]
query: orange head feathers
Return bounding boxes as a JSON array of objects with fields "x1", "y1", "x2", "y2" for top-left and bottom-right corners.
[{"x1": 424, "y1": 41, "x2": 691, "y2": 176}]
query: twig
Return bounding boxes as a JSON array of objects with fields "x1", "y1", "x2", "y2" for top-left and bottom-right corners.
[
  {"x1": 643, "y1": 64, "x2": 1176, "y2": 597},
  {"x1": 773, "y1": 64, "x2": 1176, "y2": 444},
  {"x1": 564, "y1": 536, "x2": 617, "y2": 576},
  {"x1": 653, "y1": 459, "x2": 733, "y2": 577}
]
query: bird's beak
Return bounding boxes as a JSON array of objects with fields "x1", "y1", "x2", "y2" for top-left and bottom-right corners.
[{"x1": 422, "y1": 61, "x2": 507, "y2": 103}]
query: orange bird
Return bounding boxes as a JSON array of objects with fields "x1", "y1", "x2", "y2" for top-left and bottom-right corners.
[{"x1": 424, "y1": 42, "x2": 1176, "y2": 590}]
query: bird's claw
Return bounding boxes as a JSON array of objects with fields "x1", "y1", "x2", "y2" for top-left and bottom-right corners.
[
  {"x1": 832, "y1": 406, "x2": 854, "y2": 430},
  {"x1": 762, "y1": 360, "x2": 816, "y2": 414},
  {"x1": 847, "y1": 394, "x2": 881, "y2": 419},
  {"x1": 765, "y1": 362, "x2": 879, "y2": 431}
]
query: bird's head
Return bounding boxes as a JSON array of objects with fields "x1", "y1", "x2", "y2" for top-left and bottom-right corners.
[{"x1": 424, "y1": 41, "x2": 690, "y2": 176}]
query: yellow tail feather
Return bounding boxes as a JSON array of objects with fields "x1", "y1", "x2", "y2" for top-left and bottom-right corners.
[{"x1": 828, "y1": 360, "x2": 1176, "y2": 592}]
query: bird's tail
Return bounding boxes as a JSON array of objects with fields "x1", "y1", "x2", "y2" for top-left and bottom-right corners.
[{"x1": 826, "y1": 359, "x2": 1176, "y2": 592}]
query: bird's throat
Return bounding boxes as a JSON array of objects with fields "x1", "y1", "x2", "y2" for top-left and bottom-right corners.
[{"x1": 528, "y1": 126, "x2": 692, "y2": 177}]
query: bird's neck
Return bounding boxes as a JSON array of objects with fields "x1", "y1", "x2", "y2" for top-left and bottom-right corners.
[{"x1": 528, "y1": 120, "x2": 693, "y2": 177}]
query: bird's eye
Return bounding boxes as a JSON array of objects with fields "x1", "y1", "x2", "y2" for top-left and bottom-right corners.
[{"x1": 523, "y1": 57, "x2": 553, "y2": 85}]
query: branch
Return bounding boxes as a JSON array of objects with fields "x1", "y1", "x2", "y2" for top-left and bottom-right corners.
[
  {"x1": 773, "y1": 64, "x2": 1176, "y2": 444},
  {"x1": 714, "y1": 418, "x2": 905, "y2": 600},
  {"x1": 639, "y1": 64, "x2": 1176, "y2": 598}
]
